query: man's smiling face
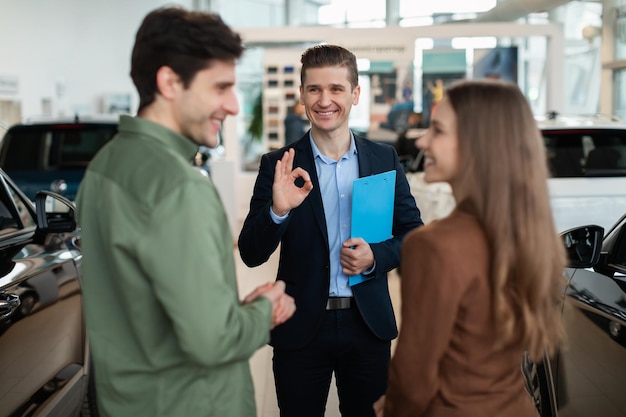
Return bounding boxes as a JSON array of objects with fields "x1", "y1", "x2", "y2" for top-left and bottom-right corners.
[{"x1": 300, "y1": 66, "x2": 360, "y2": 137}]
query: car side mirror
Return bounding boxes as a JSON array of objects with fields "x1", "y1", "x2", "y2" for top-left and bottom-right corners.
[
  {"x1": 35, "y1": 191, "x2": 77, "y2": 233},
  {"x1": 560, "y1": 225, "x2": 604, "y2": 268}
]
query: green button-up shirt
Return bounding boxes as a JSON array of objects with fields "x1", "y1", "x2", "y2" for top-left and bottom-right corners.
[{"x1": 76, "y1": 115, "x2": 271, "y2": 417}]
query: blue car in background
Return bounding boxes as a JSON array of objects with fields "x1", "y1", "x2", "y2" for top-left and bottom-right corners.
[{"x1": 0, "y1": 116, "x2": 118, "y2": 201}]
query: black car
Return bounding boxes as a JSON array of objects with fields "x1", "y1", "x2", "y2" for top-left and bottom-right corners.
[
  {"x1": 525, "y1": 214, "x2": 626, "y2": 417},
  {"x1": 0, "y1": 169, "x2": 97, "y2": 416},
  {"x1": 0, "y1": 116, "x2": 118, "y2": 201},
  {"x1": 0, "y1": 117, "x2": 217, "y2": 201}
]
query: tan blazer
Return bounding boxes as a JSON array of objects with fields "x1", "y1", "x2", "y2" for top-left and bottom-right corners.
[{"x1": 384, "y1": 209, "x2": 538, "y2": 417}]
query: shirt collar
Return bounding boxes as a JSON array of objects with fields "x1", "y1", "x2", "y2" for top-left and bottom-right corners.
[
  {"x1": 118, "y1": 115, "x2": 199, "y2": 161},
  {"x1": 309, "y1": 130, "x2": 358, "y2": 161}
]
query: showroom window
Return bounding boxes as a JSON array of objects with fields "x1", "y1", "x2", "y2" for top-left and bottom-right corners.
[{"x1": 318, "y1": 0, "x2": 386, "y2": 27}]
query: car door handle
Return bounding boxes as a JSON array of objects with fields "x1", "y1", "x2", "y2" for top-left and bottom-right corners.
[{"x1": 0, "y1": 293, "x2": 21, "y2": 319}]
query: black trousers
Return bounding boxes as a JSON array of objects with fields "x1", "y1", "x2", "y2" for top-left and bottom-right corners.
[{"x1": 272, "y1": 307, "x2": 391, "y2": 417}]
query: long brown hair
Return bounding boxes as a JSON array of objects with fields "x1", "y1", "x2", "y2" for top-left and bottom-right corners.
[{"x1": 446, "y1": 80, "x2": 566, "y2": 361}]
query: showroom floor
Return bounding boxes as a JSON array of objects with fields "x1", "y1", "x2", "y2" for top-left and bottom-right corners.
[{"x1": 233, "y1": 247, "x2": 402, "y2": 417}]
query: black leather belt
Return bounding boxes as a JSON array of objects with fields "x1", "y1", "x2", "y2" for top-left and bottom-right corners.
[{"x1": 326, "y1": 297, "x2": 353, "y2": 310}]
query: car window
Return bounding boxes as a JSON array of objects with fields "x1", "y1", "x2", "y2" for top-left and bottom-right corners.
[
  {"x1": 6, "y1": 182, "x2": 35, "y2": 229},
  {"x1": 55, "y1": 128, "x2": 113, "y2": 168},
  {"x1": 0, "y1": 197, "x2": 18, "y2": 233},
  {"x1": 0, "y1": 130, "x2": 44, "y2": 170},
  {"x1": 0, "y1": 124, "x2": 116, "y2": 170},
  {"x1": 543, "y1": 129, "x2": 626, "y2": 177},
  {"x1": 0, "y1": 177, "x2": 35, "y2": 234},
  {"x1": 611, "y1": 224, "x2": 626, "y2": 270},
  {"x1": 0, "y1": 180, "x2": 20, "y2": 233}
]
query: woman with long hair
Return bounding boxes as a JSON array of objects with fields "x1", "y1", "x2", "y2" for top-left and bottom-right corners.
[{"x1": 374, "y1": 80, "x2": 566, "y2": 417}]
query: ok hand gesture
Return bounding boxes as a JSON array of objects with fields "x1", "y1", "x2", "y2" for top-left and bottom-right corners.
[{"x1": 271, "y1": 148, "x2": 313, "y2": 216}]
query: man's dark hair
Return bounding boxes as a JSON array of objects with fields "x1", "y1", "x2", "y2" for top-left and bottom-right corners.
[
  {"x1": 131, "y1": 6, "x2": 243, "y2": 112},
  {"x1": 300, "y1": 44, "x2": 359, "y2": 90}
]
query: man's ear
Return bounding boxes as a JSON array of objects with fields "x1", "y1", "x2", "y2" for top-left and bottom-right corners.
[
  {"x1": 352, "y1": 85, "x2": 361, "y2": 106},
  {"x1": 155, "y1": 66, "x2": 181, "y2": 100}
]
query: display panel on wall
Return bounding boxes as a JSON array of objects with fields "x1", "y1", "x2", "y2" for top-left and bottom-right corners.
[
  {"x1": 102, "y1": 93, "x2": 132, "y2": 114},
  {"x1": 421, "y1": 50, "x2": 466, "y2": 127},
  {"x1": 473, "y1": 47, "x2": 518, "y2": 83},
  {"x1": 262, "y1": 53, "x2": 305, "y2": 150}
]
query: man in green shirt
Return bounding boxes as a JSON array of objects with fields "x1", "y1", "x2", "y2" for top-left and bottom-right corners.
[{"x1": 76, "y1": 7, "x2": 295, "y2": 417}]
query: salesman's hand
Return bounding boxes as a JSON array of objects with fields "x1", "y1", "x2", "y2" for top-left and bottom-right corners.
[
  {"x1": 373, "y1": 395, "x2": 385, "y2": 417},
  {"x1": 340, "y1": 237, "x2": 375, "y2": 276},
  {"x1": 272, "y1": 148, "x2": 313, "y2": 216}
]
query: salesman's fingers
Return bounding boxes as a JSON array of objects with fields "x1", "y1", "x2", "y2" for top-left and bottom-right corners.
[
  {"x1": 340, "y1": 243, "x2": 374, "y2": 276},
  {"x1": 274, "y1": 150, "x2": 311, "y2": 188},
  {"x1": 282, "y1": 148, "x2": 295, "y2": 171},
  {"x1": 277, "y1": 149, "x2": 295, "y2": 178},
  {"x1": 290, "y1": 166, "x2": 311, "y2": 182},
  {"x1": 342, "y1": 237, "x2": 366, "y2": 249},
  {"x1": 273, "y1": 150, "x2": 290, "y2": 184},
  {"x1": 340, "y1": 246, "x2": 358, "y2": 261},
  {"x1": 291, "y1": 167, "x2": 313, "y2": 192},
  {"x1": 272, "y1": 149, "x2": 313, "y2": 215}
]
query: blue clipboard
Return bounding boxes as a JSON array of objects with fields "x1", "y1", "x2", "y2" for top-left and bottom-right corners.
[{"x1": 349, "y1": 170, "x2": 396, "y2": 286}]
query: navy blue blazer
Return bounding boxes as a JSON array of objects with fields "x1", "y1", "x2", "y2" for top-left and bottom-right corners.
[{"x1": 238, "y1": 132, "x2": 423, "y2": 350}]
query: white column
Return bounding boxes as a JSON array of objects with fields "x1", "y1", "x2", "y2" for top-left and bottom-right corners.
[
  {"x1": 599, "y1": 0, "x2": 617, "y2": 115},
  {"x1": 386, "y1": 0, "x2": 401, "y2": 26}
]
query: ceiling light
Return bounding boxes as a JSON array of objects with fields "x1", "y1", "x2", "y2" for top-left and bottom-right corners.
[{"x1": 401, "y1": 0, "x2": 496, "y2": 17}]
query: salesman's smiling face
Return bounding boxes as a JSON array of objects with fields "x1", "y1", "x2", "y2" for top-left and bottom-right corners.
[{"x1": 300, "y1": 66, "x2": 360, "y2": 137}]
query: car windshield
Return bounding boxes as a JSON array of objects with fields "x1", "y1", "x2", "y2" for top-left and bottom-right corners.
[
  {"x1": 543, "y1": 128, "x2": 626, "y2": 177},
  {"x1": 0, "y1": 123, "x2": 116, "y2": 170}
]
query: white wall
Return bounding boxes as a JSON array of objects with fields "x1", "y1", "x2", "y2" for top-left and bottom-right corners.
[
  {"x1": 0, "y1": 0, "x2": 281, "y2": 236},
  {"x1": 0, "y1": 0, "x2": 192, "y2": 118}
]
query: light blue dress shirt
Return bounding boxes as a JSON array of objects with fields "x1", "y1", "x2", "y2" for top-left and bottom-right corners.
[{"x1": 270, "y1": 132, "x2": 360, "y2": 297}]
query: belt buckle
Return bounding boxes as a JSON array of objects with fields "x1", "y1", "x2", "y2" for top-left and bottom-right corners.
[{"x1": 326, "y1": 297, "x2": 351, "y2": 310}]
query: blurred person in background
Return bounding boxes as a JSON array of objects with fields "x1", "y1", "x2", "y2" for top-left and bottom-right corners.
[
  {"x1": 393, "y1": 111, "x2": 424, "y2": 169},
  {"x1": 284, "y1": 100, "x2": 308, "y2": 145}
]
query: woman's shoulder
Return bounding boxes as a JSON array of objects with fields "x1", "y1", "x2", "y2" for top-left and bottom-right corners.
[
  {"x1": 404, "y1": 210, "x2": 489, "y2": 265},
  {"x1": 402, "y1": 210, "x2": 490, "y2": 282},
  {"x1": 407, "y1": 209, "x2": 484, "y2": 244}
]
